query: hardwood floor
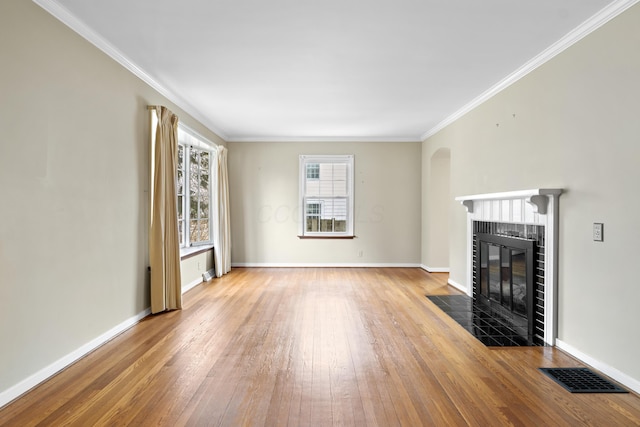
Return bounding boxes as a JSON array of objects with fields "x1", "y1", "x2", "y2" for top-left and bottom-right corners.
[{"x1": 1, "y1": 268, "x2": 639, "y2": 426}]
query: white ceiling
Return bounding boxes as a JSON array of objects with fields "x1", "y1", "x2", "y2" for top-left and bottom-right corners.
[{"x1": 38, "y1": 0, "x2": 627, "y2": 141}]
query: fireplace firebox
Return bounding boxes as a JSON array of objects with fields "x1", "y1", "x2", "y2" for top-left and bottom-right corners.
[{"x1": 476, "y1": 233, "x2": 535, "y2": 343}]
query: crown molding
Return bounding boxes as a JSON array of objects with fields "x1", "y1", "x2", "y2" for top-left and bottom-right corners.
[
  {"x1": 33, "y1": 0, "x2": 230, "y2": 142},
  {"x1": 226, "y1": 135, "x2": 421, "y2": 143},
  {"x1": 421, "y1": 0, "x2": 640, "y2": 141}
]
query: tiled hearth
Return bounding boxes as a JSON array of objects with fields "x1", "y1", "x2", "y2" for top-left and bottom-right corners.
[{"x1": 428, "y1": 295, "x2": 538, "y2": 346}]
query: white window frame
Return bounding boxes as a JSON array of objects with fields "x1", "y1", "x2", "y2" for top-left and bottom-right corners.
[
  {"x1": 177, "y1": 144, "x2": 186, "y2": 246},
  {"x1": 299, "y1": 155, "x2": 354, "y2": 237},
  {"x1": 177, "y1": 126, "x2": 215, "y2": 248}
]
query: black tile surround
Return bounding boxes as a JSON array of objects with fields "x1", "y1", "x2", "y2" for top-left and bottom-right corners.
[
  {"x1": 427, "y1": 294, "x2": 543, "y2": 347},
  {"x1": 473, "y1": 221, "x2": 546, "y2": 343}
]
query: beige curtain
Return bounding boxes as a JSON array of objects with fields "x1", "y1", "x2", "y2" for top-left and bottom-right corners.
[
  {"x1": 150, "y1": 106, "x2": 182, "y2": 313},
  {"x1": 213, "y1": 145, "x2": 231, "y2": 277}
]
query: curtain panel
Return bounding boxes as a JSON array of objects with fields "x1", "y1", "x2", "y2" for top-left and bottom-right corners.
[
  {"x1": 150, "y1": 106, "x2": 182, "y2": 313},
  {"x1": 213, "y1": 145, "x2": 231, "y2": 277}
]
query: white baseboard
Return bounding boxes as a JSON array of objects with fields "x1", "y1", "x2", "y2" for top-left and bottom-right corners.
[
  {"x1": 231, "y1": 262, "x2": 422, "y2": 268},
  {"x1": 420, "y1": 265, "x2": 450, "y2": 273},
  {"x1": 0, "y1": 308, "x2": 151, "y2": 409},
  {"x1": 555, "y1": 339, "x2": 640, "y2": 395},
  {"x1": 447, "y1": 278, "x2": 470, "y2": 295},
  {"x1": 182, "y1": 277, "x2": 203, "y2": 294}
]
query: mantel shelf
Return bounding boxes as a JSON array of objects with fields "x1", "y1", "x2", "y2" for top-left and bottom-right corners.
[{"x1": 455, "y1": 188, "x2": 563, "y2": 214}]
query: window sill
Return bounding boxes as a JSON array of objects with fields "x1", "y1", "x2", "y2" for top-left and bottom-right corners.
[
  {"x1": 297, "y1": 235, "x2": 356, "y2": 239},
  {"x1": 180, "y1": 244, "x2": 214, "y2": 260}
]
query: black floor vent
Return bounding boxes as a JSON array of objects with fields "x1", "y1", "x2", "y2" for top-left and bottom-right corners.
[{"x1": 539, "y1": 367, "x2": 628, "y2": 393}]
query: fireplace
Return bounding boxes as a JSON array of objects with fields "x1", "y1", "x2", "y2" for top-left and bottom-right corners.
[{"x1": 455, "y1": 189, "x2": 562, "y2": 346}]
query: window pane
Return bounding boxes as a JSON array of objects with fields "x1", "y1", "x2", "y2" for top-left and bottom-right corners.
[
  {"x1": 190, "y1": 149, "x2": 198, "y2": 168},
  {"x1": 177, "y1": 195, "x2": 183, "y2": 220},
  {"x1": 190, "y1": 221, "x2": 198, "y2": 243},
  {"x1": 178, "y1": 220, "x2": 184, "y2": 246},
  {"x1": 306, "y1": 216, "x2": 319, "y2": 232},
  {"x1": 190, "y1": 167, "x2": 198, "y2": 196},
  {"x1": 305, "y1": 180, "x2": 320, "y2": 196},
  {"x1": 319, "y1": 180, "x2": 333, "y2": 196},
  {"x1": 200, "y1": 172, "x2": 209, "y2": 192},
  {"x1": 306, "y1": 163, "x2": 319, "y2": 179},
  {"x1": 200, "y1": 151, "x2": 209, "y2": 170},
  {"x1": 332, "y1": 163, "x2": 347, "y2": 180},
  {"x1": 306, "y1": 202, "x2": 320, "y2": 215},
  {"x1": 177, "y1": 169, "x2": 184, "y2": 195},
  {"x1": 199, "y1": 200, "x2": 209, "y2": 218},
  {"x1": 199, "y1": 219, "x2": 210, "y2": 241},
  {"x1": 332, "y1": 164, "x2": 347, "y2": 196},
  {"x1": 324, "y1": 199, "x2": 346, "y2": 220},
  {"x1": 334, "y1": 220, "x2": 346, "y2": 232},
  {"x1": 190, "y1": 196, "x2": 198, "y2": 219}
]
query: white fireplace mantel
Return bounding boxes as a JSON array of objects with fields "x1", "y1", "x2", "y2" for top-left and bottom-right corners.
[
  {"x1": 455, "y1": 188, "x2": 563, "y2": 345},
  {"x1": 456, "y1": 188, "x2": 563, "y2": 216}
]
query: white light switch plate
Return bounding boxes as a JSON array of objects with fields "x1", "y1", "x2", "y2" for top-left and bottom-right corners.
[{"x1": 593, "y1": 223, "x2": 603, "y2": 242}]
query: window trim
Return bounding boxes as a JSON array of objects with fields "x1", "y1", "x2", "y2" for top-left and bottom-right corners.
[
  {"x1": 298, "y1": 154, "x2": 354, "y2": 238},
  {"x1": 177, "y1": 125, "x2": 216, "y2": 249}
]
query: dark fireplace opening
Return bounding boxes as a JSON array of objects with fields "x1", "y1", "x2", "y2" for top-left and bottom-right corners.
[
  {"x1": 472, "y1": 221, "x2": 546, "y2": 346},
  {"x1": 477, "y1": 233, "x2": 535, "y2": 343}
]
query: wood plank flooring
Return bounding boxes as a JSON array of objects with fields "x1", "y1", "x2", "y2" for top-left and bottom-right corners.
[{"x1": 1, "y1": 267, "x2": 640, "y2": 426}]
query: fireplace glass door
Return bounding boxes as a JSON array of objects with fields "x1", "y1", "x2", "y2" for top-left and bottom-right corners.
[
  {"x1": 488, "y1": 244, "x2": 500, "y2": 302},
  {"x1": 511, "y1": 249, "x2": 527, "y2": 316},
  {"x1": 481, "y1": 243, "x2": 520, "y2": 312},
  {"x1": 477, "y1": 234, "x2": 534, "y2": 326}
]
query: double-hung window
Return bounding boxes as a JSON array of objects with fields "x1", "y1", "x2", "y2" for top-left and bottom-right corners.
[
  {"x1": 299, "y1": 155, "x2": 354, "y2": 237},
  {"x1": 176, "y1": 127, "x2": 214, "y2": 248}
]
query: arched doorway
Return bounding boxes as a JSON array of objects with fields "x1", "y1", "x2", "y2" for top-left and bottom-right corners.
[{"x1": 426, "y1": 148, "x2": 450, "y2": 271}]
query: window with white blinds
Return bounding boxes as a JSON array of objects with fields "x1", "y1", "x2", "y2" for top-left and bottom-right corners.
[{"x1": 299, "y1": 155, "x2": 354, "y2": 237}]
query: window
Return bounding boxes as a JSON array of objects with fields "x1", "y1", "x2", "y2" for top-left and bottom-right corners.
[
  {"x1": 299, "y1": 155, "x2": 354, "y2": 237},
  {"x1": 177, "y1": 127, "x2": 214, "y2": 248},
  {"x1": 150, "y1": 111, "x2": 215, "y2": 250},
  {"x1": 306, "y1": 163, "x2": 320, "y2": 180}
]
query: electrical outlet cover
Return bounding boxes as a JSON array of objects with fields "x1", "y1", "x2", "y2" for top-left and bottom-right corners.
[{"x1": 593, "y1": 223, "x2": 603, "y2": 242}]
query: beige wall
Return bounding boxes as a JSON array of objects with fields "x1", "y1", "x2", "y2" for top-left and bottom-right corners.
[
  {"x1": 0, "y1": 0, "x2": 223, "y2": 395},
  {"x1": 423, "y1": 4, "x2": 640, "y2": 381},
  {"x1": 228, "y1": 141, "x2": 422, "y2": 265},
  {"x1": 181, "y1": 250, "x2": 214, "y2": 291}
]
